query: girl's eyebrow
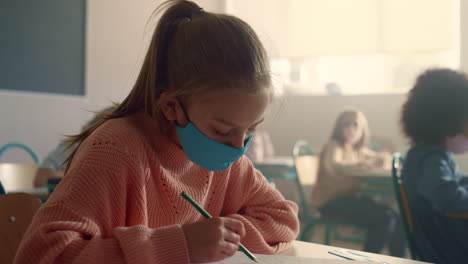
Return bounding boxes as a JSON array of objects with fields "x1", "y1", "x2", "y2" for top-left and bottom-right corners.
[{"x1": 213, "y1": 117, "x2": 265, "y2": 128}]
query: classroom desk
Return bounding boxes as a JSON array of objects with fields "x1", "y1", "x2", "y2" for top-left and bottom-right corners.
[
  {"x1": 281, "y1": 240, "x2": 429, "y2": 264},
  {"x1": 253, "y1": 157, "x2": 297, "y2": 181},
  {"x1": 254, "y1": 159, "x2": 395, "y2": 200},
  {"x1": 358, "y1": 168, "x2": 394, "y2": 198},
  {"x1": 11, "y1": 187, "x2": 50, "y2": 201}
]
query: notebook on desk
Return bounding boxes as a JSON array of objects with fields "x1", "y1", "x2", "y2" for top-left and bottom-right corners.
[{"x1": 209, "y1": 252, "x2": 373, "y2": 264}]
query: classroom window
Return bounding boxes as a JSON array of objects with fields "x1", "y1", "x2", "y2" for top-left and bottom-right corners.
[{"x1": 227, "y1": 0, "x2": 460, "y2": 95}]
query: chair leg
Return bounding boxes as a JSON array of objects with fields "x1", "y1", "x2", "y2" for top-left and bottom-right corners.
[
  {"x1": 325, "y1": 225, "x2": 333, "y2": 245},
  {"x1": 409, "y1": 243, "x2": 418, "y2": 260},
  {"x1": 300, "y1": 223, "x2": 315, "y2": 242}
]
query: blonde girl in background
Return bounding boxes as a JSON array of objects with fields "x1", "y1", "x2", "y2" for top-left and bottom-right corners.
[{"x1": 312, "y1": 110, "x2": 405, "y2": 257}]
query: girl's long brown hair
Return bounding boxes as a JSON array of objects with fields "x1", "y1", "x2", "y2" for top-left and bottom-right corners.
[{"x1": 65, "y1": 0, "x2": 271, "y2": 168}]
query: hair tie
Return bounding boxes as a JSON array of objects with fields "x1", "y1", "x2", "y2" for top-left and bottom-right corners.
[{"x1": 187, "y1": 7, "x2": 204, "y2": 21}]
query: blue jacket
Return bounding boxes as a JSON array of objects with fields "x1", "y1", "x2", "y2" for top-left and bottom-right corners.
[{"x1": 402, "y1": 145, "x2": 468, "y2": 264}]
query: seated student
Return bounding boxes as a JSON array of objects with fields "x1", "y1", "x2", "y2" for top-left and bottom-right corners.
[
  {"x1": 245, "y1": 124, "x2": 274, "y2": 163},
  {"x1": 33, "y1": 142, "x2": 68, "y2": 187},
  {"x1": 312, "y1": 109, "x2": 405, "y2": 257},
  {"x1": 401, "y1": 68, "x2": 468, "y2": 264},
  {"x1": 14, "y1": 2, "x2": 299, "y2": 264},
  {"x1": 34, "y1": 106, "x2": 115, "y2": 187}
]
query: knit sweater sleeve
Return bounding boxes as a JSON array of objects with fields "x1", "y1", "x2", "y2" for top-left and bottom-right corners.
[
  {"x1": 224, "y1": 157, "x2": 300, "y2": 254},
  {"x1": 14, "y1": 142, "x2": 190, "y2": 264}
]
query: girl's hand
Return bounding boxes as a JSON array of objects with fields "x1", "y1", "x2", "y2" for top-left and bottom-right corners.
[
  {"x1": 376, "y1": 152, "x2": 392, "y2": 169},
  {"x1": 358, "y1": 161, "x2": 373, "y2": 169},
  {"x1": 182, "y1": 217, "x2": 246, "y2": 263},
  {"x1": 375, "y1": 158, "x2": 385, "y2": 168}
]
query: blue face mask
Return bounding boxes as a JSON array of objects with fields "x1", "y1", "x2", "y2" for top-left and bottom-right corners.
[
  {"x1": 176, "y1": 122, "x2": 253, "y2": 171},
  {"x1": 175, "y1": 102, "x2": 254, "y2": 171}
]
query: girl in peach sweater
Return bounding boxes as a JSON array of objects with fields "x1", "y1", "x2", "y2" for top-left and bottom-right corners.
[{"x1": 14, "y1": 1, "x2": 299, "y2": 263}]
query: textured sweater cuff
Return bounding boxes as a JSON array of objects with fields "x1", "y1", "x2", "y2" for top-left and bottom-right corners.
[
  {"x1": 151, "y1": 224, "x2": 190, "y2": 263},
  {"x1": 114, "y1": 224, "x2": 189, "y2": 264}
]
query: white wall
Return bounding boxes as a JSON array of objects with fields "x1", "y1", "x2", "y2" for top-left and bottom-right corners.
[
  {"x1": 461, "y1": 0, "x2": 468, "y2": 71},
  {"x1": 229, "y1": 0, "x2": 459, "y2": 95},
  {"x1": 454, "y1": 0, "x2": 468, "y2": 170},
  {"x1": 0, "y1": 0, "x2": 222, "y2": 163}
]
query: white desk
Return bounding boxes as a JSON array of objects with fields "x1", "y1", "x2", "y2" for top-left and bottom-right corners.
[{"x1": 281, "y1": 241, "x2": 429, "y2": 264}]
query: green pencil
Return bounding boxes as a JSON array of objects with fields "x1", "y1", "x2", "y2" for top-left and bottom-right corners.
[{"x1": 181, "y1": 192, "x2": 259, "y2": 263}]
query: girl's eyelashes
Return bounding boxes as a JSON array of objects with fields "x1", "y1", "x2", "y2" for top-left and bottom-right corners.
[
  {"x1": 214, "y1": 129, "x2": 230, "y2": 136},
  {"x1": 213, "y1": 124, "x2": 259, "y2": 137}
]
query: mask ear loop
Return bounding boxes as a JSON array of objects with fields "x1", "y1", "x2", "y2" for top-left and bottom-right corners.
[{"x1": 177, "y1": 101, "x2": 192, "y2": 126}]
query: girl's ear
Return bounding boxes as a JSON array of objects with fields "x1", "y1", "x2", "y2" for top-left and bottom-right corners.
[
  {"x1": 160, "y1": 92, "x2": 189, "y2": 126},
  {"x1": 160, "y1": 92, "x2": 178, "y2": 121}
]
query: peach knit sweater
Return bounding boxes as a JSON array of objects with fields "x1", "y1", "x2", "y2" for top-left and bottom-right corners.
[{"x1": 14, "y1": 111, "x2": 299, "y2": 264}]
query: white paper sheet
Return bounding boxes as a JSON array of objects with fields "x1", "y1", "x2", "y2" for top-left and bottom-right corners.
[{"x1": 207, "y1": 252, "x2": 373, "y2": 264}]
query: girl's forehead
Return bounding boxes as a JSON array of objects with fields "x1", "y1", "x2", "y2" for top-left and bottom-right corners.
[
  {"x1": 190, "y1": 90, "x2": 269, "y2": 125},
  {"x1": 192, "y1": 89, "x2": 269, "y2": 107}
]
